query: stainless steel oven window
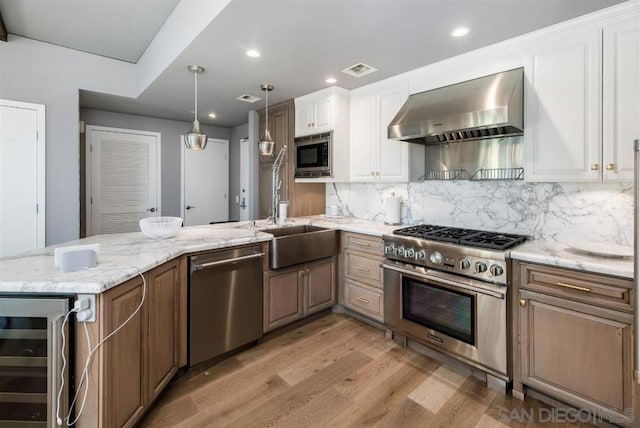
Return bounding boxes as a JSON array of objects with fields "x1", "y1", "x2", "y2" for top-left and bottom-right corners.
[{"x1": 401, "y1": 277, "x2": 476, "y2": 345}]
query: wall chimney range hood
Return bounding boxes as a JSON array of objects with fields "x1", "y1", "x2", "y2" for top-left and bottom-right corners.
[{"x1": 388, "y1": 68, "x2": 524, "y2": 145}]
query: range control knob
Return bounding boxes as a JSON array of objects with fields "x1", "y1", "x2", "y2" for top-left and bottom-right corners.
[
  {"x1": 405, "y1": 248, "x2": 415, "y2": 259},
  {"x1": 384, "y1": 245, "x2": 395, "y2": 255},
  {"x1": 489, "y1": 264, "x2": 504, "y2": 277},
  {"x1": 458, "y1": 259, "x2": 471, "y2": 270},
  {"x1": 429, "y1": 251, "x2": 444, "y2": 264},
  {"x1": 474, "y1": 261, "x2": 488, "y2": 273},
  {"x1": 396, "y1": 247, "x2": 405, "y2": 257},
  {"x1": 416, "y1": 250, "x2": 426, "y2": 260}
]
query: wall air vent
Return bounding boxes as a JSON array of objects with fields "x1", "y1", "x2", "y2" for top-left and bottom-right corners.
[
  {"x1": 236, "y1": 94, "x2": 262, "y2": 103},
  {"x1": 341, "y1": 62, "x2": 378, "y2": 78}
]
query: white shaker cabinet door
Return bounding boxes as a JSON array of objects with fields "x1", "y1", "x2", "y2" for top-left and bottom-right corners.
[
  {"x1": 603, "y1": 14, "x2": 640, "y2": 182},
  {"x1": 294, "y1": 102, "x2": 314, "y2": 137},
  {"x1": 524, "y1": 28, "x2": 602, "y2": 182},
  {"x1": 378, "y1": 82, "x2": 409, "y2": 182},
  {"x1": 349, "y1": 94, "x2": 377, "y2": 182}
]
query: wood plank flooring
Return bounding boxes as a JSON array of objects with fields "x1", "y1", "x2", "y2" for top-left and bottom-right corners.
[{"x1": 139, "y1": 314, "x2": 594, "y2": 428}]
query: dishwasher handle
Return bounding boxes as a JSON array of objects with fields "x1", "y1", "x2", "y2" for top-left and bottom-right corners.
[{"x1": 192, "y1": 252, "x2": 264, "y2": 271}]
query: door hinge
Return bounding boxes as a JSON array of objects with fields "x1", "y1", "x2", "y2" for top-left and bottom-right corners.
[
  {"x1": 36, "y1": 204, "x2": 38, "y2": 213},
  {"x1": 90, "y1": 197, "x2": 93, "y2": 204},
  {"x1": 90, "y1": 144, "x2": 93, "y2": 153},
  {"x1": 224, "y1": 193, "x2": 227, "y2": 200}
]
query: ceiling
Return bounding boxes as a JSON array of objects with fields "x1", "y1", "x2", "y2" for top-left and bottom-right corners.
[
  {"x1": 3, "y1": 0, "x2": 627, "y2": 128},
  {"x1": 0, "y1": 0, "x2": 179, "y2": 62}
]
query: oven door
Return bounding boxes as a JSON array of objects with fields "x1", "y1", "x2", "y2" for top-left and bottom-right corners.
[{"x1": 383, "y1": 263, "x2": 507, "y2": 377}]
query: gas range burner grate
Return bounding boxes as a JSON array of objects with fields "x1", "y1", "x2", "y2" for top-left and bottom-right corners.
[{"x1": 393, "y1": 225, "x2": 527, "y2": 250}]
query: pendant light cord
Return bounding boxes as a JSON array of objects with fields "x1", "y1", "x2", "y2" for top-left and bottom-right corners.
[
  {"x1": 265, "y1": 85, "x2": 269, "y2": 132},
  {"x1": 194, "y1": 70, "x2": 198, "y2": 121}
]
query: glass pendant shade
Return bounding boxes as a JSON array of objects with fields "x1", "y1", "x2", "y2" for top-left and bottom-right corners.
[{"x1": 184, "y1": 65, "x2": 207, "y2": 150}]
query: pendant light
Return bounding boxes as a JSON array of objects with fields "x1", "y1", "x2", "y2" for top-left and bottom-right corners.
[
  {"x1": 184, "y1": 65, "x2": 208, "y2": 150},
  {"x1": 258, "y1": 84, "x2": 275, "y2": 156}
]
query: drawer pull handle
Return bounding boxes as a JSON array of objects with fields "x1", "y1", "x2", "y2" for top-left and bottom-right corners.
[
  {"x1": 519, "y1": 299, "x2": 527, "y2": 307},
  {"x1": 356, "y1": 266, "x2": 370, "y2": 272},
  {"x1": 557, "y1": 282, "x2": 591, "y2": 292},
  {"x1": 355, "y1": 297, "x2": 370, "y2": 304},
  {"x1": 355, "y1": 241, "x2": 370, "y2": 247}
]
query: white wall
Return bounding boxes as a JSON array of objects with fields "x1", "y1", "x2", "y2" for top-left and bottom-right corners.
[
  {"x1": 80, "y1": 108, "x2": 231, "y2": 220},
  {"x1": 0, "y1": 35, "x2": 136, "y2": 245}
]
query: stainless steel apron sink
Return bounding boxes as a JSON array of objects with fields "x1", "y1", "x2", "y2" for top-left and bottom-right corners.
[{"x1": 267, "y1": 225, "x2": 337, "y2": 269}]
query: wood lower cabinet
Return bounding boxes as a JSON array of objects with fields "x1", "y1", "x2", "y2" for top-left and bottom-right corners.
[
  {"x1": 263, "y1": 266, "x2": 304, "y2": 332},
  {"x1": 102, "y1": 275, "x2": 147, "y2": 428},
  {"x1": 512, "y1": 261, "x2": 634, "y2": 426},
  {"x1": 78, "y1": 258, "x2": 186, "y2": 428},
  {"x1": 264, "y1": 257, "x2": 336, "y2": 333},
  {"x1": 147, "y1": 259, "x2": 181, "y2": 402},
  {"x1": 339, "y1": 232, "x2": 384, "y2": 322}
]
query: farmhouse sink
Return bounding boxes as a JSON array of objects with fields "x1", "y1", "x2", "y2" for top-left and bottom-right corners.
[{"x1": 268, "y1": 225, "x2": 337, "y2": 269}]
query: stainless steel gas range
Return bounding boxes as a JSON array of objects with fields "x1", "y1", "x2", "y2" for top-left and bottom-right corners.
[{"x1": 382, "y1": 225, "x2": 527, "y2": 390}]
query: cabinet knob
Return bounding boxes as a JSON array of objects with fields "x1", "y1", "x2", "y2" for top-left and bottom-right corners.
[
  {"x1": 370, "y1": 171, "x2": 375, "y2": 176},
  {"x1": 519, "y1": 299, "x2": 527, "y2": 307},
  {"x1": 306, "y1": 268, "x2": 310, "y2": 275},
  {"x1": 606, "y1": 163, "x2": 615, "y2": 171},
  {"x1": 590, "y1": 163, "x2": 599, "y2": 171}
]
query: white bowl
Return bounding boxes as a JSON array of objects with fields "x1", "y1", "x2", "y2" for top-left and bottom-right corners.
[{"x1": 139, "y1": 217, "x2": 183, "y2": 239}]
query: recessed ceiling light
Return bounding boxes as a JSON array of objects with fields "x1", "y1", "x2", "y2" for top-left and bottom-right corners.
[
  {"x1": 325, "y1": 77, "x2": 337, "y2": 84},
  {"x1": 451, "y1": 27, "x2": 470, "y2": 37},
  {"x1": 208, "y1": 113, "x2": 216, "y2": 118},
  {"x1": 246, "y1": 49, "x2": 261, "y2": 58}
]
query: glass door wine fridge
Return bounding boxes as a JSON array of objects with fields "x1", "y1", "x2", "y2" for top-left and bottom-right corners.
[{"x1": 0, "y1": 296, "x2": 73, "y2": 428}]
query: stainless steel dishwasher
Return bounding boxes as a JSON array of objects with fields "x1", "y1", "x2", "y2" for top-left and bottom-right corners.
[{"x1": 188, "y1": 244, "x2": 264, "y2": 367}]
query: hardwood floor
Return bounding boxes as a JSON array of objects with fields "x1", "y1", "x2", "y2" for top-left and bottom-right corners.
[{"x1": 139, "y1": 314, "x2": 593, "y2": 428}]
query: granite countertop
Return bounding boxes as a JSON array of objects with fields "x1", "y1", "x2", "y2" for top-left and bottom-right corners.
[
  {"x1": 0, "y1": 216, "x2": 396, "y2": 295},
  {"x1": 509, "y1": 240, "x2": 633, "y2": 279}
]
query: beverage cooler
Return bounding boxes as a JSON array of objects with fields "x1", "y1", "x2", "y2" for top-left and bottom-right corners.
[{"x1": 0, "y1": 296, "x2": 73, "y2": 428}]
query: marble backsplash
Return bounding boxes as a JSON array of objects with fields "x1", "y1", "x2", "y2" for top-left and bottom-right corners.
[{"x1": 326, "y1": 181, "x2": 633, "y2": 245}]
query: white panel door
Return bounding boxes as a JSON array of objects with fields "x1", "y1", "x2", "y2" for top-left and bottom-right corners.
[
  {"x1": 87, "y1": 126, "x2": 160, "y2": 235},
  {"x1": 182, "y1": 138, "x2": 229, "y2": 226},
  {"x1": 0, "y1": 100, "x2": 45, "y2": 257},
  {"x1": 349, "y1": 94, "x2": 376, "y2": 182}
]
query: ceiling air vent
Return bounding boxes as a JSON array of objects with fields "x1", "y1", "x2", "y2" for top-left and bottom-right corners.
[
  {"x1": 236, "y1": 94, "x2": 262, "y2": 103},
  {"x1": 341, "y1": 62, "x2": 378, "y2": 78}
]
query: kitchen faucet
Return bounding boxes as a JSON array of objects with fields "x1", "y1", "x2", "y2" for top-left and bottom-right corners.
[{"x1": 268, "y1": 145, "x2": 287, "y2": 225}]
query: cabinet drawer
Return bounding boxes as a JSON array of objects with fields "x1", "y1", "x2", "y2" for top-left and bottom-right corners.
[
  {"x1": 343, "y1": 233, "x2": 384, "y2": 256},
  {"x1": 345, "y1": 280, "x2": 383, "y2": 322},
  {"x1": 519, "y1": 263, "x2": 633, "y2": 312},
  {"x1": 345, "y1": 251, "x2": 383, "y2": 288}
]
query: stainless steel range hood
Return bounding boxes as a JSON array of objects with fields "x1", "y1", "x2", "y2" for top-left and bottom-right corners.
[{"x1": 388, "y1": 68, "x2": 524, "y2": 144}]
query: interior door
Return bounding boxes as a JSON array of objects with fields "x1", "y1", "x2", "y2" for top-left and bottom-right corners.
[
  {"x1": 182, "y1": 138, "x2": 229, "y2": 226},
  {"x1": 87, "y1": 126, "x2": 160, "y2": 235},
  {"x1": 239, "y1": 138, "x2": 251, "y2": 221},
  {"x1": 0, "y1": 100, "x2": 45, "y2": 257}
]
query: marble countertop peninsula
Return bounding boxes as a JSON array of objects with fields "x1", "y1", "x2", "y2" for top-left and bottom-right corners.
[
  {"x1": 0, "y1": 216, "x2": 397, "y2": 295},
  {"x1": 509, "y1": 240, "x2": 633, "y2": 279}
]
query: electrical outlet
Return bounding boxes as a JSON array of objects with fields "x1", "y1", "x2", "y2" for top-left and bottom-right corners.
[{"x1": 76, "y1": 294, "x2": 96, "y2": 322}]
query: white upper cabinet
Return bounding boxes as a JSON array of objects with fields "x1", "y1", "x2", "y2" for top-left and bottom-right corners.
[
  {"x1": 603, "y1": 14, "x2": 640, "y2": 182},
  {"x1": 525, "y1": 10, "x2": 639, "y2": 182},
  {"x1": 524, "y1": 27, "x2": 602, "y2": 182},
  {"x1": 349, "y1": 80, "x2": 411, "y2": 182},
  {"x1": 295, "y1": 88, "x2": 344, "y2": 137}
]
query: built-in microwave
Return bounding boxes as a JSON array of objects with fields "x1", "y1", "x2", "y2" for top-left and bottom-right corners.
[{"x1": 294, "y1": 132, "x2": 331, "y2": 178}]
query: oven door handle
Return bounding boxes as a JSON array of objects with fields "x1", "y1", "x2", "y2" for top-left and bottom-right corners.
[{"x1": 382, "y1": 263, "x2": 506, "y2": 299}]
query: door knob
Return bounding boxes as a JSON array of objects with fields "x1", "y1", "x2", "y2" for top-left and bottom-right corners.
[
  {"x1": 606, "y1": 163, "x2": 615, "y2": 171},
  {"x1": 186, "y1": 205, "x2": 196, "y2": 210},
  {"x1": 146, "y1": 207, "x2": 156, "y2": 212},
  {"x1": 590, "y1": 163, "x2": 599, "y2": 171},
  {"x1": 519, "y1": 299, "x2": 527, "y2": 307}
]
